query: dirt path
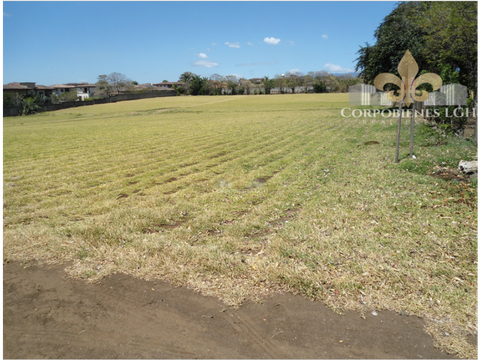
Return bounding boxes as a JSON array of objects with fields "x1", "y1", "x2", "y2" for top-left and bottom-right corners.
[{"x1": 4, "y1": 261, "x2": 455, "y2": 359}]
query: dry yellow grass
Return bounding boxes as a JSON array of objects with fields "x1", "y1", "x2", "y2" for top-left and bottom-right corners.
[{"x1": 4, "y1": 94, "x2": 477, "y2": 357}]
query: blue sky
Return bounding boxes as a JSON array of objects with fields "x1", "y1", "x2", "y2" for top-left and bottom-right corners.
[{"x1": 3, "y1": 1, "x2": 397, "y2": 85}]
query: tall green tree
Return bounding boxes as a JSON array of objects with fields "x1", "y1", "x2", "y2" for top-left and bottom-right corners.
[
  {"x1": 262, "y1": 76, "x2": 274, "y2": 94},
  {"x1": 189, "y1": 75, "x2": 209, "y2": 95},
  {"x1": 179, "y1": 72, "x2": 195, "y2": 93},
  {"x1": 355, "y1": 2, "x2": 428, "y2": 85},
  {"x1": 416, "y1": 2, "x2": 477, "y2": 99}
]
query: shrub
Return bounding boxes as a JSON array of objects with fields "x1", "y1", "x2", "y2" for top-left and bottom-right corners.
[
  {"x1": 21, "y1": 97, "x2": 40, "y2": 115},
  {"x1": 58, "y1": 90, "x2": 79, "y2": 103},
  {"x1": 3, "y1": 93, "x2": 14, "y2": 107},
  {"x1": 314, "y1": 82, "x2": 327, "y2": 93},
  {"x1": 35, "y1": 93, "x2": 51, "y2": 106},
  {"x1": 11, "y1": 93, "x2": 24, "y2": 107},
  {"x1": 427, "y1": 105, "x2": 469, "y2": 131}
]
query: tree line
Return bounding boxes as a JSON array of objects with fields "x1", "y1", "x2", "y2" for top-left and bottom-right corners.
[{"x1": 175, "y1": 71, "x2": 362, "y2": 96}]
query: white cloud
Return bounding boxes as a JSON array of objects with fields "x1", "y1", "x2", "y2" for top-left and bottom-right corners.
[
  {"x1": 290, "y1": 41, "x2": 295, "y2": 46},
  {"x1": 225, "y1": 42, "x2": 240, "y2": 48},
  {"x1": 198, "y1": 53, "x2": 208, "y2": 58},
  {"x1": 289, "y1": 68, "x2": 301, "y2": 74},
  {"x1": 211, "y1": 43, "x2": 217, "y2": 46},
  {"x1": 4, "y1": 11, "x2": 11, "y2": 17},
  {"x1": 324, "y1": 63, "x2": 355, "y2": 73},
  {"x1": 192, "y1": 60, "x2": 218, "y2": 68},
  {"x1": 322, "y1": 34, "x2": 328, "y2": 39},
  {"x1": 247, "y1": 42, "x2": 253, "y2": 46},
  {"x1": 264, "y1": 37, "x2": 281, "y2": 45}
]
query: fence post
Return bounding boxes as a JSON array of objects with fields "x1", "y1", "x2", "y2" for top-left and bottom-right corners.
[{"x1": 395, "y1": 101, "x2": 404, "y2": 163}]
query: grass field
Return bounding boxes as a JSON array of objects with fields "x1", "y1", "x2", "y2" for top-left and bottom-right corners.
[{"x1": 3, "y1": 94, "x2": 477, "y2": 357}]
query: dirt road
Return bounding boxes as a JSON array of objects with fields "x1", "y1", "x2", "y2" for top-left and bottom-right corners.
[{"x1": 4, "y1": 261, "x2": 455, "y2": 358}]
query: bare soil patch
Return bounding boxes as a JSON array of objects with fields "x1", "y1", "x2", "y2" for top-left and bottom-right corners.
[
  {"x1": 430, "y1": 165, "x2": 471, "y2": 182},
  {"x1": 4, "y1": 261, "x2": 455, "y2": 359}
]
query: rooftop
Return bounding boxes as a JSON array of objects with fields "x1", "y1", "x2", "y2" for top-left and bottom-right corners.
[{"x1": 4, "y1": 82, "x2": 30, "y2": 90}]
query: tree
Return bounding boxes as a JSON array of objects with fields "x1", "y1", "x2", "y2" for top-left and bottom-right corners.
[
  {"x1": 225, "y1": 75, "x2": 239, "y2": 95},
  {"x1": 355, "y1": 0, "x2": 478, "y2": 142},
  {"x1": 95, "y1": 72, "x2": 132, "y2": 97},
  {"x1": 132, "y1": 81, "x2": 139, "y2": 85},
  {"x1": 262, "y1": 76, "x2": 275, "y2": 94},
  {"x1": 239, "y1": 79, "x2": 253, "y2": 95},
  {"x1": 3, "y1": 93, "x2": 14, "y2": 107},
  {"x1": 313, "y1": 82, "x2": 327, "y2": 93},
  {"x1": 34, "y1": 93, "x2": 50, "y2": 106},
  {"x1": 12, "y1": 93, "x2": 24, "y2": 106},
  {"x1": 416, "y1": 2, "x2": 477, "y2": 100},
  {"x1": 21, "y1": 97, "x2": 40, "y2": 115},
  {"x1": 209, "y1": 74, "x2": 225, "y2": 95},
  {"x1": 274, "y1": 74, "x2": 288, "y2": 94},
  {"x1": 303, "y1": 74, "x2": 314, "y2": 92},
  {"x1": 107, "y1": 72, "x2": 131, "y2": 95},
  {"x1": 355, "y1": 2, "x2": 428, "y2": 85},
  {"x1": 189, "y1": 75, "x2": 209, "y2": 95},
  {"x1": 313, "y1": 71, "x2": 329, "y2": 81},
  {"x1": 179, "y1": 72, "x2": 195, "y2": 93},
  {"x1": 96, "y1": 74, "x2": 113, "y2": 98},
  {"x1": 172, "y1": 83, "x2": 186, "y2": 95},
  {"x1": 58, "y1": 90, "x2": 79, "y2": 103}
]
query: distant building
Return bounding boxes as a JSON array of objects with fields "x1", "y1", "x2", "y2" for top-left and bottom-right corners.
[
  {"x1": 4, "y1": 82, "x2": 54, "y2": 97},
  {"x1": 3, "y1": 82, "x2": 33, "y2": 96},
  {"x1": 50, "y1": 84, "x2": 76, "y2": 97},
  {"x1": 66, "y1": 83, "x2": 97, "y2": 100},
  {"x1": 34, "y1": 85, "x2": 53, "y2": 97},
  {"x1": 152, "y1": 81, "x2": 184, "y2": 89}
]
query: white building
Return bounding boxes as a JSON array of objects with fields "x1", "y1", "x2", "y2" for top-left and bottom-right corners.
[{"x1": 66, "y1": 83, "x2": 97, "y2": 100}]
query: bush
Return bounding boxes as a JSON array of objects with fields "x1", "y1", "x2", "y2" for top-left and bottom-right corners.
[
  {"x1": 314, "y1": 82, "x2": 327, "y2": 93},
  {"x1": 427, "y1": 105, "x2": 469, "y2": 131},
  {"x1": 3, "y1": 93, "x2": 14, "y2": 107},
  {"x1": 58, "y1": 91, "x2": 79, "y2": 103},
  {"x1": 35, "y1": 93, "x2": 51, "y2": 106},
  {"x1": 174, "y1": 86, "x2": 186, "y2": 96},
  {"x1": 21, "y1": 97, "x2": 40, "y2": 115}
]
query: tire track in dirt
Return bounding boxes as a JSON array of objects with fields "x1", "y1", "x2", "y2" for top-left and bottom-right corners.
[{"x1": 224, "y1": 310, "x2": 291, "y2": 358}]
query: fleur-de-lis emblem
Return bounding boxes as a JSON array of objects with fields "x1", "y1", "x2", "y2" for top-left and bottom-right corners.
[{"x1": 374, "y1": 50, "x2": 442, "y2": 106}]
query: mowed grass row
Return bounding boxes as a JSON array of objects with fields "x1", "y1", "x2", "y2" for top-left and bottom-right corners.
[{"x1": 3, "y1": 94, "x2": 477, "y2": 358}]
